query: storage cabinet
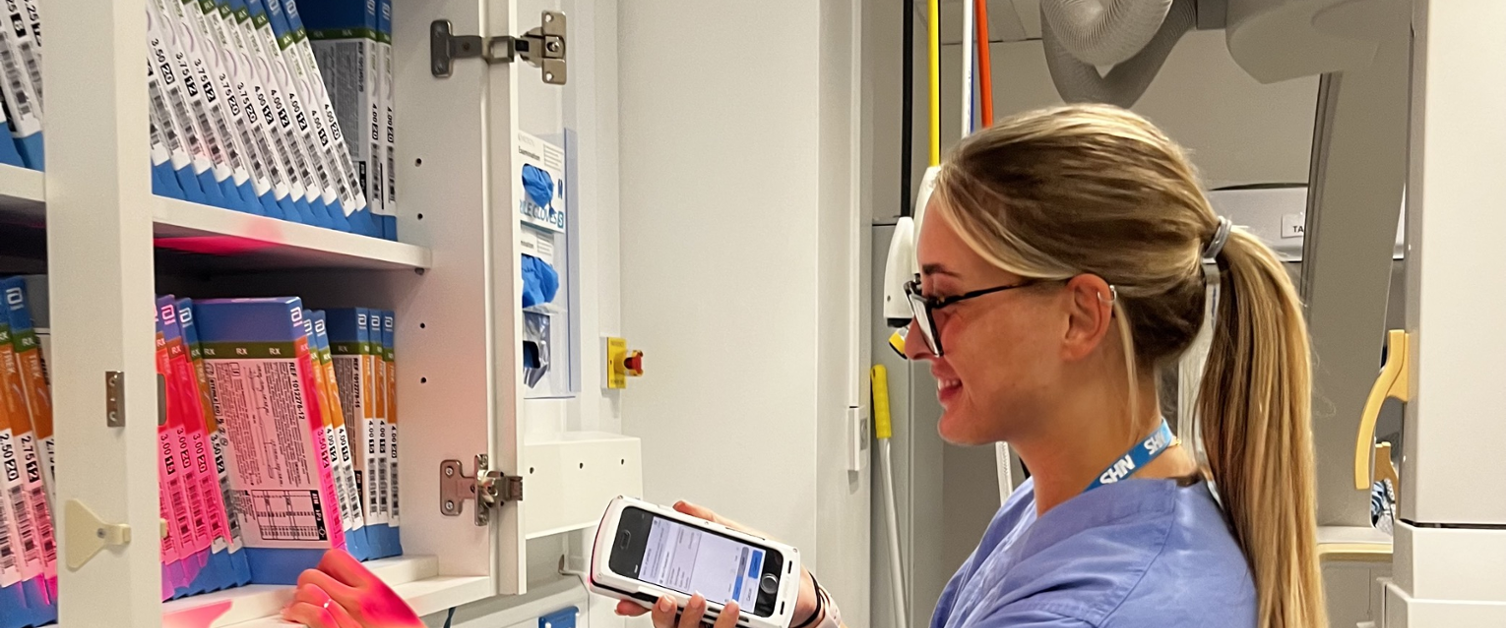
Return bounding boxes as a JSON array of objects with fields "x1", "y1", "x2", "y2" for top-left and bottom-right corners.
[{"x1": 26, "y1": 0, "x2": 638, "y2": 625}]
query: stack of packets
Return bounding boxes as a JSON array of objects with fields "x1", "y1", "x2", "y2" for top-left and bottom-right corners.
[
  {"x1": 0, "y1": 277, "x2": 58, "y2": 628},
  {"x1": 9, "y1": 0, "x2": 399, "y2": 239},
  {"x1": 142, "y1": 0, "x2": 398, "y2": 239},
  {"x1": 0, "y1": 287, "x2": 405, "y2": 620},
  {"x1": 152, "y1": 298, "x2": 404, "y2": 597}
]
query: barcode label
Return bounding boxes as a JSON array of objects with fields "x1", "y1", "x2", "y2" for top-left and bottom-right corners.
[
  {"x1": 166, "y1": 86, "x2": 207, "y2": 159},
  {"x1": 26, "y1": 486, "x2": 52, "y2": 564},
  {"x1": 19, "y1": 49, "x2": 38, "y2": 103},
  {"x1": 376, "y1": 456, "x2": 388, "y2": 515},
  {"x1": 386, "y1": 149, "x2": 396, "y2": 206},
  {"x1": 214, "y1": 109, "x2": 241, "y2": 164},
  {"x1": 388, "y1": 425, "x2": 399, "y2": 519},
  {"x1": 176, "y1": 432, "x2": 213, "y2": 545},
  {"x1": 0, "y1": 495, "x2": 16, "y2": 572},
  {"x1": 150, "y1": 118, "x2": 167, "y2": 149},
  {"x1": 190, "y1": 99, "x2": 226, "y2": 163},
  {"x1": 7, "y1": 486, "x2": 35, "y2": 558},
  {"x1": 0, "y1": 45, "x2": 34, "y2": 120}
]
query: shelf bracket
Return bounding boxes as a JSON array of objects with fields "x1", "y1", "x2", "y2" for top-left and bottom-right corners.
[
  {"x1": 64, "y1": 500, "x2": 132, "y2": 571},
  {"x1": 440, "y1": 454, "x2": 524, "y2": 526},
  {"x1": 431, "y1": 11, "x2": 568, "y2": 84}
]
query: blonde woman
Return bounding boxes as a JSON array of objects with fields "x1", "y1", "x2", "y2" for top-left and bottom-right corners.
[{"x1": 618, "y1": 104, "x2": 1324, "y2": 628}]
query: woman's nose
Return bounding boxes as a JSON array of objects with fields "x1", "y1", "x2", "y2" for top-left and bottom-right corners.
[{"x1": 902, "y1": 318, "x2": 936, "y2": 362}]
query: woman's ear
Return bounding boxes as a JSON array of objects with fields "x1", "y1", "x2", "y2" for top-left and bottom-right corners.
[{"x1": 1061, "y1": 274, "x2": 1116, "y2": 362}]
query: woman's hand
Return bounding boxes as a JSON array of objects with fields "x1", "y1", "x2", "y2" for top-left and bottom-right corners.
[
  {"x1": 282, "y1": 549, "x2": 424, "y2": 628},
  {"x1": 612, "y1": 501, "x2": 820, "y2": 628}
]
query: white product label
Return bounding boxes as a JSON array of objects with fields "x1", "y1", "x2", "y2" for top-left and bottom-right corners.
[
  {"x1": 210, "y1": 427, "x2": 246, "y2": 551},
  {"x1": 1281, "y1": 212, "x2": 1305, "y2": 239},
  {"x1": 0, "y1": 428, "x2": 31, "y2": 585},
  {"x1": 204, "y1": 347, "x2": 335, "y2": 549}
]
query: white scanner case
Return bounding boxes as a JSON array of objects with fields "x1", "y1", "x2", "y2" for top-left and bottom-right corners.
[{"x1": 589, "y1": 496, "x2": 803, "y2": 628}]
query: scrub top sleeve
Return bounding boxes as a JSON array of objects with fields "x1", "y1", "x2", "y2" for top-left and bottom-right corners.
[{"x1": 972, "y1": 608, "x2": 1093, "y2": 628}]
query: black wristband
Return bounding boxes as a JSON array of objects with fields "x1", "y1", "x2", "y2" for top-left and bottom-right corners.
[{"x1": 790, "y1": 573, "x2": 825, "y2": 628}]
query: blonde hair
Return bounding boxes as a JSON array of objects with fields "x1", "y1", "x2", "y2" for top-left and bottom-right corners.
[{"x1": 933, "y1": 104, "x2": 1325, "y2": 628}]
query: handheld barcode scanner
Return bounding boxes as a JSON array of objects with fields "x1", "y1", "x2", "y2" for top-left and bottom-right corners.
[{"x1": 588, "y1": 496, "x2": 802, "y2": 628}]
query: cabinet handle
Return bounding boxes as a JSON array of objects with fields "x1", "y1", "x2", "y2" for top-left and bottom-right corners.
[{"x1": 1355, "y1": 330, "x2": 1410, "y2": 490}]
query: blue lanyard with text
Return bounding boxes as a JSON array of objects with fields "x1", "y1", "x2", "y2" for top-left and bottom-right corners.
[{"x1": 1083, "y1": 419, "x2": 1178, "y2": 493}]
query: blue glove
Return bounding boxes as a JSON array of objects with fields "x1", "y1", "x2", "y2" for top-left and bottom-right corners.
[
  {"x1": 522, "y1": 164, "x2": 555, "y2": 210},
  {"x1": 521, "y1": 254, "x2": 560, "y2": 308}
]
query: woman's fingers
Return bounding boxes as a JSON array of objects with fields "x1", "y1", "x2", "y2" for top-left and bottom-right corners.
[
  {"x1": 616, "y1": 600, "x2": 651, "y2": 617},
  {"x1": 677, "y1": 594, "x2": 707, "y2": 628},
  {"x1": 281, "y1": 602, "x2": 340, "y2": 628},
  {"x1": 673, "y1": 502, "x2": 733, "y2": 527},
  {"x1": 297, "y1": 568, "x2": 362, "y2": 608},
  {"x1": 316, "y1": 549, "x2": 375, "y2": 589},
  {"x1": 713, "y1": 602, "x2": 741, "y2": 628},
  {"x1": 650, "y1": 596, "x2": 678, "y2": 628},
  {"x1": 322, "y1": 598, "x2": 364, "y2": 628}
]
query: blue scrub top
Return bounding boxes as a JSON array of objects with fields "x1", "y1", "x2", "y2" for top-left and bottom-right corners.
[{"x1": 931, "y1": 476, "x2": 1256, "y2": 628}]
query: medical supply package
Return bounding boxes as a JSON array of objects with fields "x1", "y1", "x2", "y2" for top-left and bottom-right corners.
[
  {"x1": 326, "y1": 308, "x2": 398, "y2": 557},
  {"x1": 298, "y1": 0, "x2": 391, "y2": 239},
  {"x1": 177, "y1": 299, "x2": 255, "y2": 586},
  {"x1": 0, "y1": 310, "x2": 53, "y2": 628},
  {"x1": 0, "y1": 0, "x2": 44, "y2": 170},
  {"x1": 155, "y1": 297, "x2": 225, "y2": 598},
  {"x1": 306, "y1": 310, "x2": 371, "y2": 560},
  {"x1": 0, "y1": 278, "x2": 56, "y2": 607},
  {"x1": 381, "y1": 310, "x2": 402, "y2": 556},
  {"x1": 195, "y1": 298, "x2": 347, "y2": 584}
]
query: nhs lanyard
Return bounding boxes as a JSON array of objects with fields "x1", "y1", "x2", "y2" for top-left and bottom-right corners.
[{"x1": 1084, "y1": 419, "x2": 1177, "y2": 493}]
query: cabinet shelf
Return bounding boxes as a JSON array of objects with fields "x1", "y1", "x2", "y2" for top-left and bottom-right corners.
[
  {"x1": 0, "y1": 163, "x2": 45, "y2": 226},
  {"x1": 157, "y1": 555, "x2": 490, "y2": 628},
  {"x1": 0, "y1": 166, "x2": 433, "y2": 272},
  {"x1": 153, "y1": 198, "x2": 433, "y2": 272}
]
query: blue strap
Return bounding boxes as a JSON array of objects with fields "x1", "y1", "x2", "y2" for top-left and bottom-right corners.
[{"x1": 1084, "y1": 419, "x2": 1177, "y2": 493}]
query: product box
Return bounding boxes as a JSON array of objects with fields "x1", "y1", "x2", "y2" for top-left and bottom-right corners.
[
  {"x1": 0, "y1": 322, "x2": 51, "y2": 627},
  {"x1": 326, "y1": 308, "x2": 388, "y2": 558},
  {"x1": 366, "y1": 310, "x2": 391, "y2": 557},
  {"x1": 0, "y1": 279, "x2": 55, "y2": 605},
  {"x1": 161, "y1": 297, "x2": 242, "y2": 593},
  {"x1": 196, "y1": 298, "x2": 346, "y2": 584},
  {"x1": 377, "y1": 0, "x2": 396, "y2": 240},
  {"x1": 381, "y1": 310, "x2": 401, "y2": 556},
  {"x1": 154, "y1": 301, "x2": 201, "y2": 598},
  {"x1": 302, "y1": 0, "x2": 384, "y2": 237},
  {"x1": 306, "y1": 311, "x2": 370, "y2": 560},
  {"x1": 177, "y1": 299, "x2": 254, "y2": 586}
]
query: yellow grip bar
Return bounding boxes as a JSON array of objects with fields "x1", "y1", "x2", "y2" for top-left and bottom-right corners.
[
  {"x1": 1356, "y1": 330, "x2": 1410, "y2": 490},
  {"x1": 872, "y1": 365, "x2": 894, "y2": 440}
]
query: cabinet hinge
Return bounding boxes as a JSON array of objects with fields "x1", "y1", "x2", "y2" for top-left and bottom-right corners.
[
  {"x1": 440, "y1": 454, "x2": 523, "y2": 526},
  {"x1": 431, "y1": 11, "x2": 567, "y2": 85}
]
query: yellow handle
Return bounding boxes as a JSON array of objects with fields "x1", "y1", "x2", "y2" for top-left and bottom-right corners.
[
  {"x1": 1355, "y1": 330, "x2": 1410, "y2": 490},
  {"x1": 872, "y1": 365, "x2": 894, "y2": 440}
]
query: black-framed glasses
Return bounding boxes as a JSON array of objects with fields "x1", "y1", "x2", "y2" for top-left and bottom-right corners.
[{"x1": 904, "y1": 275, "x2": 1041, "y2": 357}]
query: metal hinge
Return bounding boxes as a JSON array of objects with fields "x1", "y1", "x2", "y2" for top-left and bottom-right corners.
[
  {"x1": 440, "y1": 454, "x2": 523, "y2": 526},
  {"x1": 431, "y1": 11, "x2": 567, "y2": 84}
]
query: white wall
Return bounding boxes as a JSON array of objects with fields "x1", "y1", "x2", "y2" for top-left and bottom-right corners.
[{"x1": 618, "y1": 2, "x2": 870, "y2": 622}]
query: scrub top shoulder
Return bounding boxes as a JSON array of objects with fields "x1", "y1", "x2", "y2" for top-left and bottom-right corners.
[{"x1": 930, "y1": 476, "x2": 1256, "y2": 628}]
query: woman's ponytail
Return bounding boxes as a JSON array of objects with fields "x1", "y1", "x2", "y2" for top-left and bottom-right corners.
[{"x1": 1197, "y1": 229, "x2": 1327, "y2": 628}]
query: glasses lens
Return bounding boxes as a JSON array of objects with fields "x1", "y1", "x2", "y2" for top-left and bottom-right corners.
[{"x1": 906, "y1": 290, "x2": 940, "y2": 355}]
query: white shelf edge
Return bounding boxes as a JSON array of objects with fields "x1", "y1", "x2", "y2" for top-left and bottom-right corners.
[
  {"x1": 153, "y1": 197, "x2": 433, "y2": 271},
  {"x1": 148, "y1": 554, "x2": 493, "y2": 628},
  {"x1": 0, "y1": 163, "x2": 44, "y2": 220}
]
